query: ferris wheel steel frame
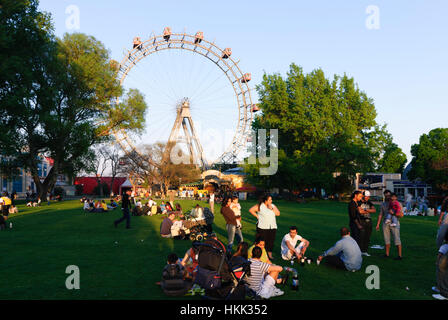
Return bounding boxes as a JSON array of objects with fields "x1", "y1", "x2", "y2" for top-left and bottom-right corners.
[{"x1": 112, "y1": 30, "x2": 254, "y2": 166}]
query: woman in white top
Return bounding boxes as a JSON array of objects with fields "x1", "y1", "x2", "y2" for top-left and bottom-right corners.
[{"x1": 249, "y1": 194, "x2": 280, "y2": 260}]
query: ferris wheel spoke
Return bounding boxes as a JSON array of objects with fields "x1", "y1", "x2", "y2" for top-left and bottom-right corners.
[
  {"x1": 125, "y1": 67, "x2": 176, "y2": 105},
  {"x1": 189, "y1": 60, "x2": 226, "y2": 98},
  {"x1": 192, "y1": 89, "x2": 236, "y2": 106},
  {"x1": 189, "y1": 69, "x2": 231, "y2": 103},
  {"x1": 187, "y1": 60, "x2": 224, "y2": 101},
  {"x1": 155, "y1": 50, "x2": 183, "y2": 101},
  {"x1": 137, "y1": 51, "x2": 178, "y2": 104}
]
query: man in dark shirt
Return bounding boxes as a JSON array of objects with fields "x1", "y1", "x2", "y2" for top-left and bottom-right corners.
[
  {"x1": 358, "y1": 191, "x2": 376, "y2": 256},
  {"x1": 348, "y1": 190, "x2": 364, "y2": 246},
  {"x1": 160, "y1": 212, "x2": 176, "y2": 238},
  {"x1": 114, "y1": 189, "x2": 132, "y2": 229}
]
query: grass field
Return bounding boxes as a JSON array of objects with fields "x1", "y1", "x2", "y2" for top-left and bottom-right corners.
[{"x1": 0, "y1": 198, "x2": 441, "y2": 300}]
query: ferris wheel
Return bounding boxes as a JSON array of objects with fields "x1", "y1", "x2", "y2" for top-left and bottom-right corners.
[{"x1": 112, "y1": 27, "x2": 258, "y2": 168}]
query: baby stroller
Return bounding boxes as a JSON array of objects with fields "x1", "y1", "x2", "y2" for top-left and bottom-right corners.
[
  {"x1": 203, "y1": 207, "x2": 214, "y2": 233},
  {"x1": 183, "y1": 210, "x2": 209, "y2": 241},
  {"x1": 188, "y1": 224, "x2": 209, "y2": 242},
  {"x1": 193, "y1": 238, "x2": 252, "y2": 300}
]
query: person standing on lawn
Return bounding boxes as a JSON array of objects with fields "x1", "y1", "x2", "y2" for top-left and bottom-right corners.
[
  {"x1": 376, "y1": 190, "x2": 403, "y2": 259},
  {"x1": 348, "y1": 190, "x2": 364, "y2": 246},
  {"x1": 437, "y1": 195, "x2": 448, "y2": 249},
  {"x1": 209, "y1": 191, "x2": 215, "y2": 214},
  {"x1": 249, "y1": 194, "x2": 280, "y2": 261},
  {"x1": 432, "y1": 230, "x2": 448, "y2": 300},
  {"x1": 358, "y1": 190, "x2": 376, "y2": 256},
  {"x1": 220, "y1": 196, "x2": 238, "y2": 252},
  {"x1": 114, "y1": 189, "x2": 132, "y2": 229}
]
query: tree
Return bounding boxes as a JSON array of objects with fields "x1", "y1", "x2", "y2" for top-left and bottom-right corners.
[
  {"x1": 377, "y1": 143, "x2": 407, "y2": 174},
  {"x1": 92, "y1": 146, "x2": 110, "y2": 198},
  {"x1": 119, "y1": 142, "x2": 201, "y2": 197},
  {"x1": 245, "y1": 63, "x2": 399, "y2": 194},
  {"x1": 0, "y1": 0, "x2": 55, "y2": 195},
  {"x1": 105, "y1": 144, "x2": 122, "y2": 196},
  {"x1": 408, "y1": 128, "x2": 448, "y2": 194},
  {"x1": 0, "y1": 2, "x2": 147, "y2": 199},
  {"x1": 362, "y1": 124, "x2": 407, "y2": 173}
]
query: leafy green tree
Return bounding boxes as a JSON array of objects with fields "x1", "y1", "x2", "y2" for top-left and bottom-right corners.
[
  {"x1": 362, "y1": 124, "x2": 407, "y2": 173},
  {"x1": 245, "y1": 63, "x2": 401, "y2": 194},
  {"x1": 408, "y1": 128, "x2": 448, "y2": 193},
  {"x1": 0, "y1": 2, "x2": 147, "y2": 199},
  {"x1": 377, "y1": 143, "x2": 407, "y2": 174}
]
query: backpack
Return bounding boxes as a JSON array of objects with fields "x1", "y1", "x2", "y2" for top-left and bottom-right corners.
[
  {"x1": 161, "y1": 264, "x2": 190, "y2": 296},
  {"x1": 162, "y1": 264, "x2": 183, "y2": 280}
]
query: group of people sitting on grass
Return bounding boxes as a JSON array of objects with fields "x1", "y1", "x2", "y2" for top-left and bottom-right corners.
[
  {"x1": 132, "y1": 199, "x2": 183, "y2": 217},
  {"x1": 159, "y1": 224, "x2": 364, "y2": 299},
  {"x1": 82, "y1": 198, "x2": 118, "y2": 213},
  {"x1": 159, "y1": 204, "x2": 214, "y2": 239},
  {"x1": 26, "y1": 197, "x2": 41, "y2": 207},
  {"x1": 26, "y1": 192, "x2": 62, "y2": 207}
]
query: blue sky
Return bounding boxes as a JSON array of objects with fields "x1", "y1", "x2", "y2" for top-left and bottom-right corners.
[{"x1": 38, "y1": 0, "x2": 448, "y2": 164}]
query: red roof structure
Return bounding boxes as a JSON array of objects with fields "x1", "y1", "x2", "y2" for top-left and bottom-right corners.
[
  {"x1": 236, "y1": 186, "x2": 257, "y2": 192},
  {"x1": 74, "y1": 177, "x2": 128, "y2": 195}
]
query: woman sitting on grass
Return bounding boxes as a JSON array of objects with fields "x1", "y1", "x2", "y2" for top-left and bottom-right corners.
[
  {"x1": 180, "y1": 245, "x2": 199, "y2": 281},
  {"x1": 8, "y1": 205, "x2": 18, "y2": 214}
]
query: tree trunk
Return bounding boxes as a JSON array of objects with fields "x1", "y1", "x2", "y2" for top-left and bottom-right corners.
[
  {"x1": 110, "y1": 176, "x2": 115, "y2": 197},
  {"x1": 95, "y1": 177, "x2": 104, "y2": 197},
  {"x1": 32, "y1": 165, "x2": 58, "y2": 201}
]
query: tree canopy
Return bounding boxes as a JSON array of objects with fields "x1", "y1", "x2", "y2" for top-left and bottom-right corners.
[
  {"x1": 245, "y1": 64, "x2": 406, "y2": 194},
  {"x1": 408, "y1": 128, "x2": 448, "y2": 194},
  {"x1": 0, "y1": 0, "x2": 147, "y2": 198}
]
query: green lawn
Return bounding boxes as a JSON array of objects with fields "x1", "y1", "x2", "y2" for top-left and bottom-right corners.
[{"x1": 0, "y1": 199, "x2": 440, "y2": 300}]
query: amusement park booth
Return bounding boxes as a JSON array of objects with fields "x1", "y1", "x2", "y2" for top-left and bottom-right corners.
[{"x1": 119, "y1": 179, "x2": 133, "y2": 195}]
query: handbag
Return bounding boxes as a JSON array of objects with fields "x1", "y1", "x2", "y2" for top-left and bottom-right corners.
[
  {"x1": 194, "y1": 251, "x2": 226, "y2": 290},
  {"x1": 194, "y1": 266, "x2": 222, "y2": 290}
]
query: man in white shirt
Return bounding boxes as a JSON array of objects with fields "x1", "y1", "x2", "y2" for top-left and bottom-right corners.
[
  {"x1": 147, "y1": 198, "x2": 156, "y2": 208},
  {"x1": 281, "y1": 226, "x2": 310, "y2": 261}
]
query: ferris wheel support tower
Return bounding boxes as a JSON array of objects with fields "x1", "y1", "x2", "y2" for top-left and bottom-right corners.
[{"x1": 166, "y1": 98, "x2": 208, "y2": 168}]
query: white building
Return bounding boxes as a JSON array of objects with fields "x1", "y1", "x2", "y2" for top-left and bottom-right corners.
[{"x1": 356, "y1": 172, "x2": 432, "y2": 201}]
